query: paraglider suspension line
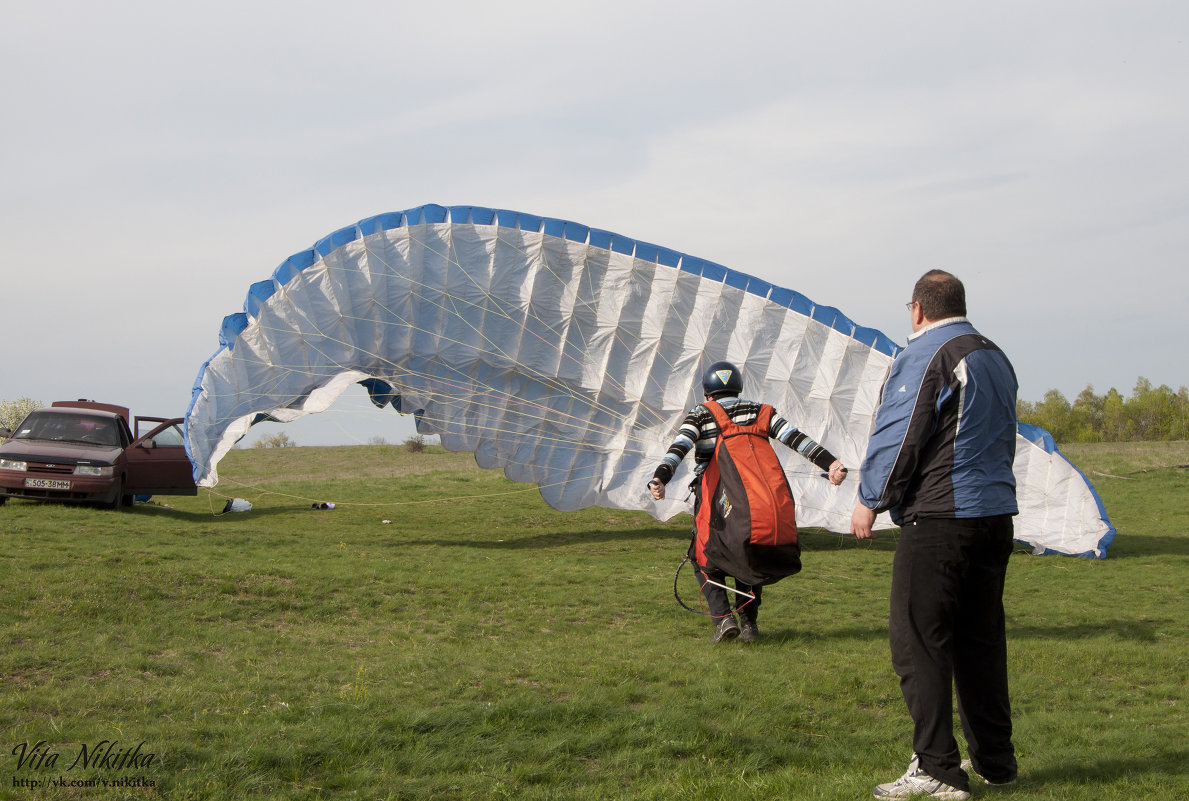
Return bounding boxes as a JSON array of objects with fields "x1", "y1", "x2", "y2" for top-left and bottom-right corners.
[{"x1": 672, "y1": 555, "x2": 756, "y2": 618}]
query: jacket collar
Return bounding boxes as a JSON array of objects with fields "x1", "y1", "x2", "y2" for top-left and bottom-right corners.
[{"x1": 908, "y1": 316, "x2": 969, "y2": 342}]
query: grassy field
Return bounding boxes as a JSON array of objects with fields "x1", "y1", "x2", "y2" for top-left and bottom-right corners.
[{"x1": 1, "y1": 441, "x2": 1187, "y2": 800}]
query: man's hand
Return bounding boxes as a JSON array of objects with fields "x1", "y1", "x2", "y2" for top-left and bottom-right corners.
[
  {"x1": 826, "y1": 460, "x2": 848, "y2": 486},
  {"x1": 851, "y1": 503, "x2": 878, "y2": 539},
  {"x1": 648, "y1": 479, "x2": 666, "y2": 500}
]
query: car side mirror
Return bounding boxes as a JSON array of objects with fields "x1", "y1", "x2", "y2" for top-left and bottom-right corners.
[
  {"x1": 0, "y1": 427, "x2": 10, "y2": 439},
  {"x1": 137, "y1": 439, "x2": 156, "y2": 450}
]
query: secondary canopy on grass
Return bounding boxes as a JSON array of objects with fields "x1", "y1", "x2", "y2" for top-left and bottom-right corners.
[{"x1": 184, "y1": 204, "x2": 1115, "y2": 558}]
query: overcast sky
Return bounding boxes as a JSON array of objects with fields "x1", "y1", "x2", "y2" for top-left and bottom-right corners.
[{"x1": 3, "y1": 1, "x2": 1186, "y2": 445}]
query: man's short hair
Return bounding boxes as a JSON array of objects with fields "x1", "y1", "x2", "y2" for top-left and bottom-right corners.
[{"x1": 912, "y1": 269, "x2": 966, "y2": 320}]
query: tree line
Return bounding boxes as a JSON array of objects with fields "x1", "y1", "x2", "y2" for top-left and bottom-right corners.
[
  {"x1": 5, "y1": 380, "x2": 1188, "y2": 446},
  {"x1": 1016, "y1": 377, "x2": 1189, "y2": 443}
]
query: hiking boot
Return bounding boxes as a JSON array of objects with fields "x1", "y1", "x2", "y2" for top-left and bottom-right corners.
[
  {"x1": 739, "y1": 619, "x2": 760, "y2": 642},
  {"x1": 711, "y1": 616, "x2": 740, "y2": 642},
  {"x1": 873, "y1": 755, "x2": 970, "y2": 800},
  {"x1": 960, "y1": 759, "x2": 1017, "y2": 787}
]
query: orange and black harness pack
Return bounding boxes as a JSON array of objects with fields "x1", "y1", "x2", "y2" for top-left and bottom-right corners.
[{"x1": 692, "y1": 399, "x2": 802, "y2": 586}]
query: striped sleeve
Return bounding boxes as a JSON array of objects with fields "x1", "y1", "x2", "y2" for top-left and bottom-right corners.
[
  {"x1": 653, "y1": 407, "x2": 708, "y2": 484},
  {"x1": 770, "y1": 412, "x2": 837, "y2": 472}
]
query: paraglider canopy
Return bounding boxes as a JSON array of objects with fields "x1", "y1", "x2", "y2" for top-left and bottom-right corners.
[{"x1": 185, "y1": 203, "x2": 1115, "y2": 558}]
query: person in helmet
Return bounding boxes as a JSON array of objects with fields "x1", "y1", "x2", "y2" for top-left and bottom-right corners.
[{"x1": 649, "y1": 360, "x2": 848, "y2": 642}]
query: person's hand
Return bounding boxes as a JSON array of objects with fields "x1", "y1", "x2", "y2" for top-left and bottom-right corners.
[
  {"x1": 648, "y1": 479, "x2": 666, "y2": 500},
  {"x1": 851, "y1": 503, "x2": 878, "y2": 539},
  {"x1": 827, "y1": 460, "x2": 848, "y2": 486}
]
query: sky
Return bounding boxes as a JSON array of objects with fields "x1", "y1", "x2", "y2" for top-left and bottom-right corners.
[{"x1": 3, "y1": 0, "x2": 1187, "y2": 446}]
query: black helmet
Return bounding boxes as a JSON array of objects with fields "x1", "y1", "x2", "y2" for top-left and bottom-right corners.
[{"x1": 702, "y1": 360, "x2": 743, "y2": 398}]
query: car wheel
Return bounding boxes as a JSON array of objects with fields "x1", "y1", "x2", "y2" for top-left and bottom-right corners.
[{"x1": 106, "y1": 481, "x2": 125, "y2": 511}]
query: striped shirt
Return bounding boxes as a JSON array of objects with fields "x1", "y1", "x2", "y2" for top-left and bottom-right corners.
[{"x1": 653, "y1": 396, "x2": 837, "y2": 485}]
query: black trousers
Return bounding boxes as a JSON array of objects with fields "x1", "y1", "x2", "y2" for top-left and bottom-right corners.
[
  {"x1": 889, "y1": 515, "x2": 1017, "y2": 790},
  {"x1": 693, "y1": 563, "x2": 761, "y2": 623}
]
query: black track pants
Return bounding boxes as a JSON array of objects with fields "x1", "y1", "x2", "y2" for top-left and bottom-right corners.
[
  {"x1": 693, "y1": 563, "x2": 761, "y2": 623},
  {"x1": 889, "y1": 515, "x2": 1017, "y2": 790}
]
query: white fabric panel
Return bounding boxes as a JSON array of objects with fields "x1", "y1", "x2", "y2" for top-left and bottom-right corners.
[{"x1": 1013, "y1": 434, "x2": 1113, "y2": 557}]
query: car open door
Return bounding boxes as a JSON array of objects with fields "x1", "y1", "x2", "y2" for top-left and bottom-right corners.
[{"x1": 125, "y1": 418, "x2": 198, "y2": 496}]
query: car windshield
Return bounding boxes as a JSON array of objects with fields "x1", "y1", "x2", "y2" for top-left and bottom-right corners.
[{"x1": 13, "y1": 411, "x2": 121, "y2": 447}]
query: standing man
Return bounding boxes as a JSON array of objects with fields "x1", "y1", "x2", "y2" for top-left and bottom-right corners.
[
  {"x1": 651, "y1": 360, "x2": 847, "y2": 643},
  {"x1": 852, "y1": 270, "x2": 1019, "y2": 800}
]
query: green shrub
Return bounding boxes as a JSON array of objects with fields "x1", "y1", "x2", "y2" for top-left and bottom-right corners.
[
  {"x1": 253, "y1": 432, "x2": 297, "y2": 448},
  {"x1": 0, "y1": 397, "x2": 42, "y2": 438}
]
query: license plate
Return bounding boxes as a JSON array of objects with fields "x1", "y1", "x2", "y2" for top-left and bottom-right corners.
[{"x1": 25, "y1": 478, "x2": 71, "y2": 490}]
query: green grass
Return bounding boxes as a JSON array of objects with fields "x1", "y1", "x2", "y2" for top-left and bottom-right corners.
[{"x1": 1, "y1": 442, "x2": 1187, "y2": 800}]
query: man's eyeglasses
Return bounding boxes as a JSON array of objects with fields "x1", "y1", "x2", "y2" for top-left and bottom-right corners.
[{"x1": 905, "y1": 300, "x2": 918, "y2": 310}]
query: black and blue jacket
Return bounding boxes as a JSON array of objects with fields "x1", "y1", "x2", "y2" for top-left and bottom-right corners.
[{"x1": 858, "y1": 318, "x2": 1019, "y2": 524}]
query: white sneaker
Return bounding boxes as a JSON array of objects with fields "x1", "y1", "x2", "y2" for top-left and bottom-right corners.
[
  {"x1": 873, "y1": 755, "x2": 971, "y2": 800},
  {"x1": 961, "y1": 759, "x2": 1018, "y2": 787}
]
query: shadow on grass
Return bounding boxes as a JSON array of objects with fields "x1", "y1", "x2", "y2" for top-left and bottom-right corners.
[
  {"x1": 752, "y1": 624, "x2": 890, "y2": 644},
  {"x1": 807, "y1": 523, "x2": 1189, "y2": 560},
  {"x1": 402, "y1": 527, "x2": 690, "y2": 549},
  {"x1": 800, "y1": 528, "x2": 900, "y2": 553},
  {"x1": 728, "y1": 616, "x2": 1177, "y2": 649},
  {"x1": 1007, "y1": 618, "x2": 1173, "y2": 643},
  {"x1": 129, "y1": 502, "x2": 349, "y2": 522},
  {"x1": 1090, "y1": 532, "x2": 1189, "y2": 559},
  {"x1": 0, "y1": 499, "x2": 296, "y2": 524},
  {"x1": 1023, "y1": 749, "x2": 1189, "y2": 785},
  {"x1": 396, "y1": 526, "x2": 905, "y2": 553}
]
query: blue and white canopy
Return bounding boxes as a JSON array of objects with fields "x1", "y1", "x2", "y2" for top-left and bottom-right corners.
[{"x1": 186, "y1": 204, "x2": 1115, "y2": 558}]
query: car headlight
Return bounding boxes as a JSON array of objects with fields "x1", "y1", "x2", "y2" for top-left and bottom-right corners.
[
  {"x1": 0, "y1": 458, "x2": 27, "y2": 471},
  {"x1": 73, "y1": 464, "x2": 114, "y2": 477}
]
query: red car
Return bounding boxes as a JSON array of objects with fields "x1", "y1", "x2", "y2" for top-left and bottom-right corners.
[{"x1": 0, "y1": 400, "x2": 197, "y2": 509}]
